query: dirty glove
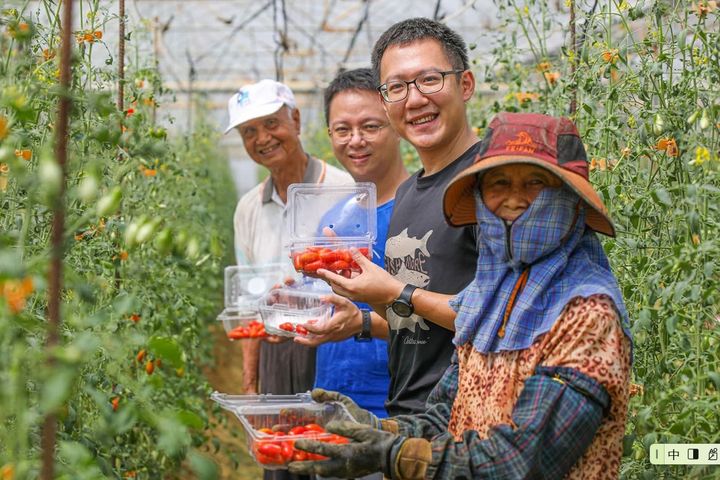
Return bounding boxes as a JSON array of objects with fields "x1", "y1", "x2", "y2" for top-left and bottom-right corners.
[
  {"x1": 288, "y1": 421, "x2": 431, "y2": 479},
  {"x1": 311, "y1": 388, "x2": 380, "y2": 428}
]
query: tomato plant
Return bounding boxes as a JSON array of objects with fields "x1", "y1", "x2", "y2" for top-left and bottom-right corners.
[{"x1": 0, "y1": 2, "x2": 236, "y2": 478}]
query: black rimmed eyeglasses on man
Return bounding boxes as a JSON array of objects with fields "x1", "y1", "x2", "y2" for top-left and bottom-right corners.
[{"x1": 377, "y1": 69, "x2": 465, "y2": 103}]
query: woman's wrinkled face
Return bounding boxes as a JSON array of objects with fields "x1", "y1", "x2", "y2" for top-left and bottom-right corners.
[{"x1": 480, "y1": 164, "x2": 563, "y2": 223}]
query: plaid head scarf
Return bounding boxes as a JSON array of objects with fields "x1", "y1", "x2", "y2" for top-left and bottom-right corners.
[{"x1": 451, "y1": 186, "x2": 632, "y2": 353}]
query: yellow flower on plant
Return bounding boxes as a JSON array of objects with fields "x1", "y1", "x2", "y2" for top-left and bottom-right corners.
[
  {"x1": 692, "y1": 1, "x2": 717, "y2": 16},
  {"x1": 544, "y1": 71, "x2": 561, "y2": 84},
  {"x1": 692, "y1": 234, "x2": 701, "y2": 246},
  {"x1": 1, "y1": 277, "x2": 34, "y2": 314},
  {"x1": 655, "y1": 138, "x2": 679, "y2": 157},
  {"x1": 514, "y1": 92, "x2": 540, "y2": 103},
  {"x1": 589, "y1": 158, "x2": 607, "y2": 171},
  {"x1": 691, "y1": 146, "x2": 710, "y2": 165},
  {"x1": 621, "y1": 147, "x2": 632, "y2": 157},
  {"x1": 1, "y1": 463, "x2": 14, "y2": 480},
  {"x1": 14, "y1": 149, "x2": 31, "y2": 161},
  {"x1": 536, "y1": 62, "x2": 552, "y2": 72},
  {"x1": 601, "y1": 49, "x2": 619, "y2": 64}
]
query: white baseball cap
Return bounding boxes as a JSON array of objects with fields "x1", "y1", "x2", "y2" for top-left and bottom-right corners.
[{"x1": 224, "y1": 79, "x2": 297, "y2": 134}]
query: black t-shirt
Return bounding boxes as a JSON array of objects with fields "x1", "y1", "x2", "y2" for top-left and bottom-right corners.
[{"x1": 383, "y1": 143, "x2": 481, "y2": 416}]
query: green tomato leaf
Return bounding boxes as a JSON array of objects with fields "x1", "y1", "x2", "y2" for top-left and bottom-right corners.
[
  {"x1": 188, "y1": 450, "x2": 219, "y2": 480},
  {"x1": 148, "y1": 336, "x2": 185, "y2": 368}
]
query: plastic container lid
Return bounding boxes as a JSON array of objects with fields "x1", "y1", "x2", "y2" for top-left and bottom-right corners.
[
  {"x1": 285, "y1": 183, "x2": 377, "y2": 249},
  {"x1": 259, "y1": 287, "x2": 331, "y2": 337},
  {"x1": 224, "y1": 264, "x2": 289, "y2": 313}
]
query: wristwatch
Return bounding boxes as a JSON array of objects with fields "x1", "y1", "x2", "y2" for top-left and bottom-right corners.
[
  {"x1": 354, "y1": 309, "x2": 372, "y2": 342},
  {"x1": 390, "y1": 284, "x2": 418, "y2": 318}
]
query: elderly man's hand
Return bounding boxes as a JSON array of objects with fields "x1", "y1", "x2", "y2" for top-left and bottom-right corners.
[
  {"x1": 293, "y1": 295, "x2": 362, "y2": 347},
  {"x1": 315, "y1": 248, "x2": 404, "y2": 306},
  {"x1": 288, "y1": 421, "x2": 431, "y2": 479}
]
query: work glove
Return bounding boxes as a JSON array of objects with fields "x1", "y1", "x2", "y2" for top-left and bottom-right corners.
[
  {"x1": 311, "y1": 388, "x2": 380, "y2": 428},
  {"x1": 288, "y1": 421, "x2": 431, "y2": 479}
]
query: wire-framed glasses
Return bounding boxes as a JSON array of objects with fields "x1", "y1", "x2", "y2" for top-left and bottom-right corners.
[
  {"x1": 329, "y1": 123, "x2": 389, "y2": 144},
  {"x1": 377, "y1": 69, "x2": 465, "y2": 103}
]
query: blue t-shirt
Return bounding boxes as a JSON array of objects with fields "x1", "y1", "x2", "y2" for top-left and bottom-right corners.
[{"x1": 313, "y1": 200, "x2": 393, "y2": 417}]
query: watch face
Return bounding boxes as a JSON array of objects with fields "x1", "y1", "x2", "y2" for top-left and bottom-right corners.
[{"x1": 392, "y1": 300, "x2": 413, "y2": 318}]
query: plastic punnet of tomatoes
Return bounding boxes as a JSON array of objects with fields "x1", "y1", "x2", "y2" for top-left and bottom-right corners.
[
  {"x1": 285, "y1": 183, "x2": 377, "y2": 276},
  {"x1": 258, "y1": 288, "x2": 330, "y2": 338},
  {"x1": 210, "y1": 391, "x2": 356, "y2": 469},
  {"x1": 217, "y1": 309, "x2": 267, "y2": 340}
]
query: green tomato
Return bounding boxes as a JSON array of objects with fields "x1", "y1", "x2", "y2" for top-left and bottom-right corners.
[
  {"x1": 652, "y1": 113, "x2": 665, "y2": 135},
  {"x1": 77, "y1": 176, "x2": 99, "y2": 202},
  {"x1": 135, "y1": 218, "x2": 161, "y2": 244},
  {"x1": 96, "y1": 187, "x2": 122, "y2": 217},
  {"x1": 185, "y1": 237, "x2": 200, "y2": 260},
  {"x1": 699, "y1": 109, "x2": 711, "y2": 130},
  {"x1": 39, "y1": 157, "x2": 63, "y2": 200},
  {"x1": 154, "y1": 228, "x2": 173, "y2": 255}
]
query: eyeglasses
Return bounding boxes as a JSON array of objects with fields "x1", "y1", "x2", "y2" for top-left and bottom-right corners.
[
  {"x1": 329, "y1": 123, "x2": 389, "y2": 144},
  {"x1": 377, "y1": 70, "x2": 465, "y2": 103}
]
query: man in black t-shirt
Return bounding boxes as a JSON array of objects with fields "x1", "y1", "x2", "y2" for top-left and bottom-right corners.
[{"x1": 316, "y1": 18, "x2": 480, "y2": 416}]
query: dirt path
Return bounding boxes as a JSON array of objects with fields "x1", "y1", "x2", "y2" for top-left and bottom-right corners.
[{"x1": 201, "y1": 324, "x2": 263, "y2": 479}]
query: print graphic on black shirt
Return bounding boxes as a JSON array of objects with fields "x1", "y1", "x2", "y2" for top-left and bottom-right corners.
[{"x1": 384, "y1": 228, "x2": 432, "y2": 333}]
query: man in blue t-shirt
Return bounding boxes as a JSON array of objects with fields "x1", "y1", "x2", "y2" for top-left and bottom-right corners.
[{"x1": 293, "y1": 69, "x2": 408, "y2": 421}]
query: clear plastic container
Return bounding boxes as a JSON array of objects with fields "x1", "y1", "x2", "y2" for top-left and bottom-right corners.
[
  {"x1": 217, "y1": 308, "x2": 266, "y2": 340},
  {"x1": 210, "y1": 391, "x2": 355, "y2": 469},
  {"x1": 259, "y1": 288, "x2": 331, "y2": 337},
  {"x1": 285, "y1": 183, "x2": 376, "y2": 276},
  {"x1": 224, "y1": 264, "x2": 290, "y2": 312}
]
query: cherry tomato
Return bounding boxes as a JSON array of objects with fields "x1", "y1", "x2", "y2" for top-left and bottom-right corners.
[
  {"x1": 281, "y1": 441, "x2": 294, "y2": 460},
  {"x1": 304, "y1": 423, "x2": 325, "y2": 433},
  {"x1": 258, "y1": 427, "x2": 273, "y2": 435},
  {"x1": 328, "y1": 260, "x2": 351, "y2": 272},
  {"x1": 279, "y1": 322, "x2": 295, "y2": 332},
  {"x1": 295, "y1": 325, "x2": 309, "y2": 336},
  {"x1": 288, "y1": 425, "x2": 307, "y2": 435},
  {"x1": 319, "y1": 250, "x2": 341, "y2": 263},
  {"x1": 292, "y1": 450, "x2": 308, "y2": 462},
  {"x1": 255, "y1": 452, "x2": 282, "y2": 465},
  {"x1": 257, "y1": 443, "x2": 283, "y2": 457},
  {"x1": 298, "y1": 252, "x2": 319, "y2": 266},
  {"x1": 302, "y1": 260, "x2": 325, "y2": 273}
]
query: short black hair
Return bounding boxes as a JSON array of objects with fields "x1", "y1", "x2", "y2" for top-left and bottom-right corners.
[
  {"x1": 371, "y1": 17, "x2": 469, "y2": 80},
  {"x1": 323, "y1": 68, "x2": 378, "y2": 126}
]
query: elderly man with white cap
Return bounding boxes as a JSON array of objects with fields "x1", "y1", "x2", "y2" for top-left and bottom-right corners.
[{"x1": 225, "y1": 80, "x2": 351, "y2": 474}]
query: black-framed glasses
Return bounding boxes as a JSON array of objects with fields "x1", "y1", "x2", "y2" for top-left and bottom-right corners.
[
  {"x1": 328, "y1": 123, "x2": 389, "y2": 144},
  {"x1": 377, "y1": 69, "x2": 465, "y2": 103}
]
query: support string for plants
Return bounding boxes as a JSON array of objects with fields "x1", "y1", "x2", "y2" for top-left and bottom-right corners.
[
  {"x1": 40, "y1": 0, "x2": 73, "y2": 477},
  {"x1": 118, "y1": 0, "x2": 125, "y2": 112},
  {"x1": 569, "y1": 0, "x2": 577, "y2": 115}
]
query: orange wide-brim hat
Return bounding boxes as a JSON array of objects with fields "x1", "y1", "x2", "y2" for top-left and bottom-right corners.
[{"x1": 443, "y1": 112, "x2": 615, "y2": 237}]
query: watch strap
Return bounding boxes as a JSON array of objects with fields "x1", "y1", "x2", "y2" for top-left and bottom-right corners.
[
  {"x1": 400, "y1": 284, "x2": 418, "y2": 304},
  {"x1": 354, "y1": 309, "x2": 372, "y2": 342}
]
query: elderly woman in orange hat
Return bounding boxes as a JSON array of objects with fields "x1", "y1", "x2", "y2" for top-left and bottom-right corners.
[{"x1": 289, "y1": 112, "x2": 632, "y2": 480}]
